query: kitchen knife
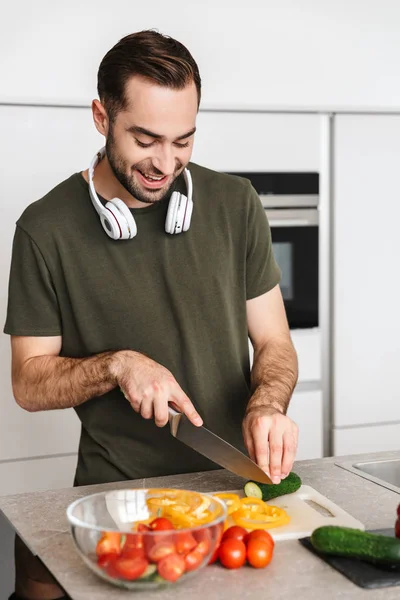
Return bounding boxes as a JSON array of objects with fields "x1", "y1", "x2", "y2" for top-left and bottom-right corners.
[{"x1": 168, "y1": 407, "x2": 272, "y2": 485}]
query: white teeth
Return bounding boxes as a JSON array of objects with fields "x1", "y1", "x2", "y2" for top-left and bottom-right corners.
[{"x1": 143, "y1": 172, "x2": 163, "y2": 181}]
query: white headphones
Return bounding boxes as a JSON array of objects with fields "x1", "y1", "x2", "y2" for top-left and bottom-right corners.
[{"x1": 88, "y1": 147, "x2": 193, "y2": 240}]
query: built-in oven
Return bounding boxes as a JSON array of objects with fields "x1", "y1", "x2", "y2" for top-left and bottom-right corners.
[{"x1": 229, "y1": 172, "x2": 319, "y2": 329}]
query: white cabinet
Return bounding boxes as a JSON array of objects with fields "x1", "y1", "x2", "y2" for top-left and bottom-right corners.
[
  {"x1": 333, "y1": 115, "x2": 400, "y2": 430},
  {"x1": 192, "y1": 112, "x2": 321, "y2": 172},
  {"x1": 0, "y1": 454, "x2": 78, "y2": 497},
  {"x1": 0, "y1": 105, "x2": 101, "y2": 461},
  {"x1": 288, "y1": 389, "x2": 323, "y2": 460},
  {"x1": 334, "y1": 424, "x2": 400, "y2": 457}
]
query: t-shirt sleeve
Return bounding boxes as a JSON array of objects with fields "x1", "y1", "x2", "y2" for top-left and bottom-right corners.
[
  {"x1": 4, "y1": 225, "x2": 62, "y2": 336},
  {"x1": 246, "y1": 185, "x2": 281, "y2": 300}
]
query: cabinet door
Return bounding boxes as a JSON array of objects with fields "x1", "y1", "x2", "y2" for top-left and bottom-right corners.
[
  {"x1": 0, "y1": 104, "x2": 102, "y2": 460},
  {"x1": 288, "y1": 389, "x2": 323, "y2": 461},
  {"x1": 192, "y1": 113, "x2": 321, "y2": 172},
  {"x1": 333, "y1": 115, "x2": 400, "y2": 427}
]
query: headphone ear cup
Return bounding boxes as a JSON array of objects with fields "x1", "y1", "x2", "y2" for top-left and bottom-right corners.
[
  {"x1": 182, "y1": 196, "x2": 193, "y2": 232},
  {"x1": 109, "y1": 198, "x2": 137, "y2": 239},
  {"x1": 165, "y1": 191, "x2": 181, "y2": 234}
]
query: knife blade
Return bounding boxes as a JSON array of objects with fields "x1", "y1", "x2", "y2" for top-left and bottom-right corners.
[{"x1": 168, "y1": 407, "x2": 272, "y2": 485}]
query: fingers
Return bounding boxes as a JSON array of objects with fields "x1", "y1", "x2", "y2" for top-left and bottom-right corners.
[
  {"x1": 172, "y1": 389, "x2": 203, "y2": 427},
  {"x1": 251, "y1": 417, "x2": 270, "y2": 475},
  {"x1": 281, "y1": 428, "x2": 298, "y2": 477},
  {"x1": 268, "y1": 427, "x2": 284, "y2": 484}
]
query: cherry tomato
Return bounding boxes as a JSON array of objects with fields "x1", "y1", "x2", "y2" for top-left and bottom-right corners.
[
  {"x1": 96, "y1": 532, "x2": 121, "y2": 557},
  {"x1": 97, "y1": 552, "x2": 118, "y2": 569},
  {"x1": 395, "y1": 518, "x2": 400, "y2": 539},
  {"x1": 149, "y1": 517, "x2": 174, "y2": 531},
  {"x1": 222, "y1": 526, "x2": 248, "y2": 543},
  {"x1": 120, "y1": 546, "x2": 145, "y2": 560},
  {"x1": 157, "y1": 553, "x2": 186, "y2": 582},
  {"x1": 185, "y1": 549, "x2": 204, "y2": 571},
  {"x1": 218, "y1": 539, "x2": 246, "y2": 569},
  {"x1": 175, "y1": 532, "x2": 197, "y2": 554},
  {"x1": 208, "y1": 545, "x2": 220, "y2": 565},
  {"x1": 246, "y1": 539, "x2": 274, "y2": 568},
  {"x1": 114, "y1": 556, "x2": 149, "y2": 580},
  {"x1": 193, "y1": 529, "x2": 211, "y2": 544},
  {"x1": 147, "y1": 541, "x2": 176, "y2": 563},
  {"x1": 244, "y1": 529, "x2": 275, "y2": 549},
  {"x1": 196, "y1": 539, "x2": 210, "y2": 556},
  {"x1": 138, "y1": 524, "x2": 151, "y2": 532},
  {"x1": 124, "y1": 533, "x2": 144, "y2": 550}
]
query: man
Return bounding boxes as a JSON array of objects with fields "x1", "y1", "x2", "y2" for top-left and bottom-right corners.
[{"x1": 4, "y1": 30, "x2": 298, "y2": 600}]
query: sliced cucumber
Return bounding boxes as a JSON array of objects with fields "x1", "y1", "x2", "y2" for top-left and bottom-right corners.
[
  {"x1": 139, "y1": 564, "x2": 157, "y2": 580},
  {"x1": 243, "y1": 481, "x2": 263, "y2": 499}
]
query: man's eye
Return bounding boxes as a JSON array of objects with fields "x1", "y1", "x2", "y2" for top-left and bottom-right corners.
[
  {"x1": 174, "y1": 142, "x2": 190, "y2": 149},
  {"x1": 135, "y1": 139, "x2": 154, "y2": 148}
]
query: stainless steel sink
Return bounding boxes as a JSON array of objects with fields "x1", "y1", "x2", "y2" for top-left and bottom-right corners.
[{"x1": 335, "y1": 458, "x2": 400, "y2": 494}]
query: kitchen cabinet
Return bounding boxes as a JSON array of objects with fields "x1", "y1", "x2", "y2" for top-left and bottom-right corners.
[
  {"x1": 333, "y1": 115, "x2": 400, "y2": 441},
  {"x1": 193, "y1": 112, "x2": 321, "y2": 173},
  {"x1": 334, "y1": 423, "x2": 400, "y2": 456},
  {"x1": 0, "y1": 454, "x2": 77, "y2": 497},
  {"x1": 288, "y1": 388, "x2": 323, "y2": 460}
]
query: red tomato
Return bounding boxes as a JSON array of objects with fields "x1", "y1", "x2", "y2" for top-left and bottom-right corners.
[
  {"x1": 396, "y1": 518, "x2": 400, "y2": 539},
  {"x1": 158, "y1": 553, "x2": 186, "y2": 582},
  {"x1": 120, "y1": 546, "x2": 145, "y2": 560},
  {"x1": 218, "y1": 539, "x2": 246, "y2": 569},
  {"x1": 246, "y1": 539, "x2": 274, "y2": 568},
  {"x1": 147, "y1": 541, "x2": 176, "y2": 563},
  {"x1": 114, "y1": 556, "x2": 149, "y2": 580},
  {"x1": 138, "y1": 524, "x2": 151, "y2": 532},
  {"x1": 175, "y1": 532, "x2": 197, "y2": 554},
  {"x1": 245, "y1": 529, "x2": 275, "y2": 549},
  {"x1": 193, "y1": 528, "x2": 211, "y2": 544},
  {"x1": 222, "y1": 526, "x2": 248, "y2": 543},
  {"x1": 97, "y1": 552, "x2": 118, "y2": 569},
  {"x1": 96, "y1": 532, "x2": 121, "y2": 557},
  {"x1": 208, "y1": 545, "x2": 220, "y2": 565},
  {"x1": 149, "y1": 517, "x2": 174, "y2": 531},
  {"x1": 185, "y1": 549, "x2": 204, "y2": 571},
  {"x1": 196, "y1": 539, "x2": 210, "y2": 556},
  {"x1": 124, "y1": 533, "x2": 144, "y2": 550}
]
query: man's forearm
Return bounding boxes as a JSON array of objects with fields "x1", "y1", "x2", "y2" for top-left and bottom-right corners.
[
  {"x1": 13, "y1": 351, "x2": 122, "y2": 412},
  {"x1": 248, "y1": 334, "x2": 298, "y2": 415}
]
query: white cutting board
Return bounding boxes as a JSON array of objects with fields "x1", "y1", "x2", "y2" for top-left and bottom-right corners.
[{"x1": 218, "y1": 485, "x2": 364, "y2": 541}]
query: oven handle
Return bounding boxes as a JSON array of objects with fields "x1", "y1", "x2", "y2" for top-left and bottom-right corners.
[{"x1": 265, "y1": 208, "x2": 319, "y2": 228}]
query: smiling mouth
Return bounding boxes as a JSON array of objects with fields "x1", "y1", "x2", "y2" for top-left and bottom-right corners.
[{"x1": 137, "y1": 169, "x2": 167, "y2": 183}]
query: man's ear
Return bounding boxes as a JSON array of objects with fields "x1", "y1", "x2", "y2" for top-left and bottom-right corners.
[{"x1": 92, "y1": 99, "x2": 109, "y2": 136}]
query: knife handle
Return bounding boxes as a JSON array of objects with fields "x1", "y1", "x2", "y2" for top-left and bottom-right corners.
[{"x1": 168, "y1": 406, "x2": 182, "y2": 437}]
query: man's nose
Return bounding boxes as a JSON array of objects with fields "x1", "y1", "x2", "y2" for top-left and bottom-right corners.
[{"x1": 152, "y1": 144, "x2": 176, "y2": 176}]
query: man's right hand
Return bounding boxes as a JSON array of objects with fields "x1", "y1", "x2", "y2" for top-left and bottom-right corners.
[{"x1": 110, "y1": 350, "x2": 203, "y2": 428}]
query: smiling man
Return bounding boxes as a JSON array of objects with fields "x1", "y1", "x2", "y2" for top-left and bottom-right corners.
[{"x1": 4, "y1": 30, "x2": 298, "y2": 600}]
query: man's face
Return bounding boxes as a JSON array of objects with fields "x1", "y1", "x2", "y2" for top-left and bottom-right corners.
[{"x1": 105, "y1": 76, "x2": 198, "y2": 204}]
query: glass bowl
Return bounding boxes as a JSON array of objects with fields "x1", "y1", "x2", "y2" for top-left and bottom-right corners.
[{"x1": 66, "y1": 488, "x2": 227, "y2": 590}]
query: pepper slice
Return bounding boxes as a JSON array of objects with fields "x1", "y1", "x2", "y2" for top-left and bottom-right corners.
[
  {"x1": 232, "y1": 499, "x2": 290, "y2": 530},
  {"x1": 213, "y1": 493, "x2": 242, "y2": 515}
]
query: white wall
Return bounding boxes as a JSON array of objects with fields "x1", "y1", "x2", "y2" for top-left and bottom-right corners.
[{"x1": 1, "y1": 0, "x2": 400, "y2": 109}]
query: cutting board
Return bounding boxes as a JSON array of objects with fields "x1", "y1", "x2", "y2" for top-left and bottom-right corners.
[{"x1": 217, "y1": 485, "x2": 364, "y2": 541}]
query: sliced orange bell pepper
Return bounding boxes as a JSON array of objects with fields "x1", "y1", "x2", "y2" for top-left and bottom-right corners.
[{"x1": 213, "y1": 493, "x2": 242, "y2": 515}]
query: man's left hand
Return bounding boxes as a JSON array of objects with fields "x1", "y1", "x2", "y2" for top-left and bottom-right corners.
[{"x1": 242, "y1": 407, "x2": 298, "y2": 484}]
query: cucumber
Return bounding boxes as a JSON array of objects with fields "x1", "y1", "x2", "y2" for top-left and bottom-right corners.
[
  {"x1": 311, "y1": 526, "x2": 400, "y2": 565},
  {"x1": 244, "y1": 472, "x2": 302, "y2": 501},
  {"x1": 139, "y1": 564, "x2": 157, "y2": 580}
]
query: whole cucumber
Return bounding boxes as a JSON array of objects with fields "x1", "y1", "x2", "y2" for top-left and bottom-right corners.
[{"x1": 311, "y1": 526, "x2": 400, "y2": 565}]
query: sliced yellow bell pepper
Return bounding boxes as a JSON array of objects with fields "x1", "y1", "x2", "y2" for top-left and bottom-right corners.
[
  {"x1": 213, "y1": 493, "x2": 242, "y2": 515},
  {"x1": 232, "y1": 498, "x2": 290, "y2": 530}
]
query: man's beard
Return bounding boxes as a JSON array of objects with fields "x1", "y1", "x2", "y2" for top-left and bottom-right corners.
[{"x1": 105, "y1": 130, "x2": 183, "y2": 205}]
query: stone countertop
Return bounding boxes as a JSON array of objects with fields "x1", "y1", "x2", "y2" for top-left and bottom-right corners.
[{"x1": 1, "y1": 450, "x2": 400, "y2": 600}]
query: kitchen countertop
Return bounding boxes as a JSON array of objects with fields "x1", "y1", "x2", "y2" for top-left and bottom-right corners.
[{"x1": 0, "y1": 450, "x2": 399, "y2": 600}]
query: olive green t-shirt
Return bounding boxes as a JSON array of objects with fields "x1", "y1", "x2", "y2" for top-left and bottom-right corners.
[{"x1": 4, "y1": 162, "x2": 280, "y2": 485}]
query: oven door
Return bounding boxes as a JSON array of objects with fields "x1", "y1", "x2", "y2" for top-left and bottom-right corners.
[{"x1": 266, "y1": 208, "x2": 319, "y2": 329}]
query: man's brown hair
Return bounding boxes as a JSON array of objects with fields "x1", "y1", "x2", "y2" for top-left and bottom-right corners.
[{"x1": 97, "y1": 29, "x2": 201, "y2": 121}]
